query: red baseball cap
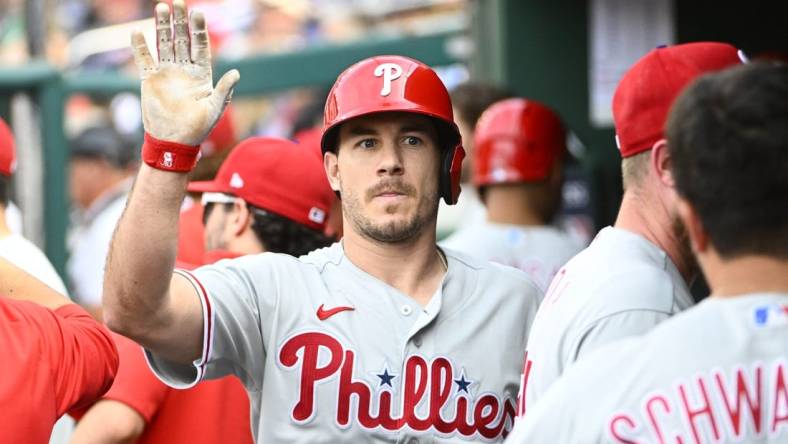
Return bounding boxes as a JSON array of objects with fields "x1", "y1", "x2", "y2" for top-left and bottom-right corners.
[
  {"x1": 187, "y1": 137, "x2": 333, "y2": 231},
  {"x1": 613, "y1": 42, "x2": 745, "y2": 158},
  {"x1": 0, "y1": 118, "x2": 16, "y2": 177}
]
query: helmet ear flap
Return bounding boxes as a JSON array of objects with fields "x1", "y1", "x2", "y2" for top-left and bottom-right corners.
[{"x1": 440, "y1": 144, "x2": 465, "y2": 205}]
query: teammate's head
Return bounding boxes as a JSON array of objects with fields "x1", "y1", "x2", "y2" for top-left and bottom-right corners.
[
  {"x1": 321, "y1": 55, "x2": 464, "y2": 244},
  {"x1": 189, "y1": 137, "x2": 334, "y2": 256},
  {"x1": 473, "y1": 98, "x2": 566, "y2": 223},
  {"x1": 69, "y1": 125, "x2": 136, "y2": 210},
  {"x1": 450, "y1": 82, "x2": 513, "y2": 181},
  {"x1": 0, "y1": 118, "x2": 16, "y2": 207},
  {"x1": 614, "y1": 42, "x2": 744, "y2": 191},
  {"x1": 668, "y1": 62, "x2": 788, "y2": 262},
  {"x1": 613, "y1": 42, "x2": 744, "y2": 276}
]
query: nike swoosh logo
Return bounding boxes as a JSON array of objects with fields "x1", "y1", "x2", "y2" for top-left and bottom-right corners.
[{"x1": 317, "y1": 304, "x2": 355, "y2": 321}]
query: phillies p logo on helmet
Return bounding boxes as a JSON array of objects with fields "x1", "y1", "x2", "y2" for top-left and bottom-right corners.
[{"x1": 373, "y1": 63, "x2": 403, "y2": 97}]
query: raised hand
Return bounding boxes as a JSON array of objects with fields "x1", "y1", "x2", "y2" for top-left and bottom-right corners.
[{"x1": 131, "y1": 0, "x2": 239, "y2": 146}]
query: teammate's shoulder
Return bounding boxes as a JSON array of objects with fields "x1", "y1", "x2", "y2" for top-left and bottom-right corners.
[
  {"x1": 444, "y1": 247, "x2": 542, "y2": 293},
  {"x1": 592, "y1": 265, "x2": 678, "y2": 312},
  {"x1": 438, "y1": 224, "x2": 485, "y2": 251}
]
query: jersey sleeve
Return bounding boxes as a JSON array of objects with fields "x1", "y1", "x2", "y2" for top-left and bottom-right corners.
[
  {"x1": 145, "y1": 254, "x2": 285, "y2": 392},
  {"x1": 101, "y1": 333, "x2": 169, "y2": 423},
  {"x1": 44, "y1": 304, "x2": 120, "y2": 416}
]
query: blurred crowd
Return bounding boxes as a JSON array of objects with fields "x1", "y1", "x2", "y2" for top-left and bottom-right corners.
[{"x1": 1, "y1": 0, "x2": 467, "y2": 68}]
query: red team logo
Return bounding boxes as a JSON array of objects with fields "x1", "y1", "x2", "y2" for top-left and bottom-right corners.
[{"x1": 278, "y1": 332, "x2": 517, "y2": 439}]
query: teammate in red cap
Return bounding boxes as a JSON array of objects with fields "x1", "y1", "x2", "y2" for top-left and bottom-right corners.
[
  {"x1": 442, "y1": 98, "x2": 582, "y2": 293},
  {"x1": 102, "y1": 1, "x2": 541, "y2": 441},
  {"x1": 0, "y1": 257, "x2": 118, "y2": 442},
  {"x1": 71, "y1": 137, "x2": 332, "y2": 444},
  {"x1": 517, "y1": 42, "x2": 746, "y2": 415}
]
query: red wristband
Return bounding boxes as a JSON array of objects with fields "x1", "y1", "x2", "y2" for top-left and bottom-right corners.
[{"x1": 141, "y1": 133, "x2": 201, "y2": 172}]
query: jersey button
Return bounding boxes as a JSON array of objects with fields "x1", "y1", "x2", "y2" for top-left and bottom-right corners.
[
  {"x1": 400, "y1": 305, "x2": 413, "y2": 316},
  {"x1": 412, "y1": 336, "x2": 422, "y2": 347},
  {"x1": 407, "y1": 438, "x2": 419, "y2": 444}
]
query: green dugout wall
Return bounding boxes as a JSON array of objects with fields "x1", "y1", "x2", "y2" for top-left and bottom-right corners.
[{"x1": 472, "y1": 0, "x2": 787, "y2": 231}]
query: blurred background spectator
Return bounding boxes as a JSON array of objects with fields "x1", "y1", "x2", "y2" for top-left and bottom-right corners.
[{"x1": 66, "y1": 123, "x2": 137, "y2": 318}]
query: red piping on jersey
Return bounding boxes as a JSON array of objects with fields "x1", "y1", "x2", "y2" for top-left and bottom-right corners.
[{"x1": 181, "y1": 269, "x2": 214, "y2": 370}]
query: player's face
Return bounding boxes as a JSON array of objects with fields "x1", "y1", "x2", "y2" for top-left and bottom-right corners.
[
  {"x1": 330, "y1": 112, "x2": 441, "y2": 243},
  {"x1": 203, "y1": 202, "x2": 231, "y2": 251}
]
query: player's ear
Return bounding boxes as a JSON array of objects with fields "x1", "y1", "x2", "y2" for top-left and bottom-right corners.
[
  {"x1": 230, "y1": 198, "x2": 250, "y2": 236},
  {"x1": 650, "y1": 139, "x2": 675, "y2": 189},
  {"x1": 677, "y1": 196, "x2": 707, "y2": 254},
  {"x1": 324, "y1": 150, "x2": 341, "y2": 192}
]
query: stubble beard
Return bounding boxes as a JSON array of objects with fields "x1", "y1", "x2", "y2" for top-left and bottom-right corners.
[
  {"x1": 672, "y1": 212, "x2": 699, "y2": 279},
  {"x1": 342, "y1": 183, "x2": 439, "y2": 244}
]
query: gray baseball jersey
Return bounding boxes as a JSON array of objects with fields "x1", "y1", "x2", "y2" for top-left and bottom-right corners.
[
  {"x1": 144, "y1": 243, "x2": 542, "y2": 443},
  {"x1": 441, "y1": 223, "x2": 583, "y2": 294},
  {"x1": 506, "y1": 293, "x2": 788, "y2": 443},
  {"x1": 519, "y1": 227, "x2": 694, "y2": 415}
]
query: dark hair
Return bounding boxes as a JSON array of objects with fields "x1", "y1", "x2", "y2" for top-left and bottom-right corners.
[
  {"x1": 70, "y1": 126, "x2": 137, "y2": 168},
  {"x1": 450, "y1": 82, "x2": 513, "y2": 127},
  {"x1": 667, "y1": 62, "x2": 788, "y2": 259},
  {"x1": 248, "y1": 206, "x2": 334, "y2": 257},
  {"x1": 0, "y1": 175, "x2": 8, "y2": 206},
  {"x1": 203, "y1": 202, "x2": 334, "y2": 256}
]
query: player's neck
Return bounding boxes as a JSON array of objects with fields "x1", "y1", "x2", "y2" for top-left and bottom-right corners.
[
  {"x1": 342, "y1": 223, "x2": 444, "y2": 306},
  {"x1": 484, "y1": 185, "x2": 548, "y2": 227},
  {"x1": 615, "y1": 189, "x2": 694, "y2": 282},
  {"x1": 703, "y1": 254, "x2": 788, "y2": 298}
]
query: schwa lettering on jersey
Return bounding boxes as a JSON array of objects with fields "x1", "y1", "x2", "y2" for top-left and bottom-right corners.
[{"x1": 607, "y1": 360, "x2": 788, "y2": 443}]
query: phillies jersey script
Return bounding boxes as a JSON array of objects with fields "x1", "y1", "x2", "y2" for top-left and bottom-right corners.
[
  {"x1": 144, "y1": 243, "x2": 541, "y2": 443},
  {"x1": 442, "y1": 223, "x2": 582, "y2": 293},
  {"x1": 507, "y1": 293, "x2": 788, "y2": 443},
  {"x1": 520, "y1": 227, "x2": 694, "y2": 414}
]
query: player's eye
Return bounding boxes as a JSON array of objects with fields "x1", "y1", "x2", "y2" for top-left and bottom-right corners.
[
  {"x1": 357, "y1": 138, "x2": 377, "y2": 149},
  {"x1": 402, "y1": 136, "x2": 423, "y2": 147}
]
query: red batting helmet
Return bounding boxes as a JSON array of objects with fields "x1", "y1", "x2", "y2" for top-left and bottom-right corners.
[
  {"x1": 473, "y1": 98, "x2": 566, "y2": 186},
  {"x1": 320, "y1": 55, "x2": 465, "y2": 205}
]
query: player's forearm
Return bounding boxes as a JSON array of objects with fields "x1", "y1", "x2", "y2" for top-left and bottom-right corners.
[
  {"x1": 103, "y1": 164, "x2": 187, "y2": 339},
  {"x1": 70, "y1": 400, "x2": 145, "y2": 444},
  {"x1": 0, "y1": 257, "x2": 71, "y2": 309}
]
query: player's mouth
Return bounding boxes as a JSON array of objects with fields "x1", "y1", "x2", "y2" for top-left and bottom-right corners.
[{"x1": 367, "y1": 181, "x2": 415, "y2": 202}]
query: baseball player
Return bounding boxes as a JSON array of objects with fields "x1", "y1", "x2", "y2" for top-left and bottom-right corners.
[
  {"x1": 102, "y1": 1, "x2": 541, "y2": 442},
  {"x1": 442, "y1": 98, "x2": 583, "y2": 293},
  {"x1": 507, "y1": 61, "x2": 788, "y2": 443},
  {"x1": 71, "y1": 137, "x2": 333, "y2": 443},
  {"x1": 517, "y1": 42, "x2": 745, "y2": 414},
  {"x1": 0, "y1": 257, "x2": 118, "y2": 442},
  {"x1": 436, "y1": 82, "x2": 513, "y2": 237}
]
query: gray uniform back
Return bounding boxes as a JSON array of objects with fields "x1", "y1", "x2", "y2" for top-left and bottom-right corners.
[
  {"x1": 520, "y1": 227, "x2": 694, "y2": 414},
  {"x1": 507, "y1": 293, "x2": 788, "y2": 443},
  {"x1": 145, "y1": 243, "x2": 542, "y2": 443},
  {"x1": 441, "y1": 224, "x2": 583, "y2": 294}
]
